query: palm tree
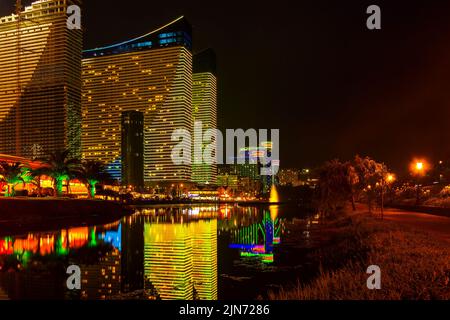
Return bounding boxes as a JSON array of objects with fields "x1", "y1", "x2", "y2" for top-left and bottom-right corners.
[
  {"x1": 37, "y1": 150, "x2": 81, "y2": 197},
  {"x1": 0, "y1": 162, "x2": 30, "y2": 197},
  {"x1": 78, "y1": 160, "x2": 110, "y2": 199}
]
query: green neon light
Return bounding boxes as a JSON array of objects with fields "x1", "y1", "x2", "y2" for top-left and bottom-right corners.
[{"x1": 89, "y1": 229, "x2": 97, "y2": 247}]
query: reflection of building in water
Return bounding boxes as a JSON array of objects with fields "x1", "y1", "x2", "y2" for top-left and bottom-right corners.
[
  {"x1": 191, "y1": 220, "x2": 218, "y2": 300},
  {"x1": 121, "y1": 216, "x2": 144, "y2": 293},
  {"x1": 144, "y1": 223, "x2": 193, "y2": 300},
  {"x1": 228, "y1": 210, "x2": 283, "y2": 264},
  {"x1": 144, "y1": 218, "x2": 217, "y2": 300},
  {"x1": 0, "y1": 224, "x2": 123, "y2": 300},
  {"x1": 80, "y1": 248, "x2": 121, "y2": 300}
]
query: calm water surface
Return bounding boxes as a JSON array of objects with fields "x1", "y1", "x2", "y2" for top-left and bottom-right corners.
[{"x1": 0, "y1": 204, "x2": 314, "y2": 300}]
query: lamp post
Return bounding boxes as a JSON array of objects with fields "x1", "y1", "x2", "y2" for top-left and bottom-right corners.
[
  {"x1": 381, "y1": 173, "x2": 395, "y2": 220},
  {"x1": 410, "y1": 160, "x2": 427, "y2": 206}
]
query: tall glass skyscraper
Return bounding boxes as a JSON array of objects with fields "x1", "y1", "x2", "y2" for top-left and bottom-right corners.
[
  {"x1": 0, "y1": 0, "x2": 82, "y2": 159},
  {"x1": 81, "y1": 17, "x2": 193, "y2": 184},
  {"x1": 192, "y1": 49, "x2": 218, "y2": 185}
]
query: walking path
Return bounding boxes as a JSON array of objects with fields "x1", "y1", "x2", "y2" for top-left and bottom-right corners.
[
  {"x1": 354, "y1": 203, "x2": 450, "y2": 243},
  {"x1": 382, "y1": 207, "x2": 450, "y2": 243}
]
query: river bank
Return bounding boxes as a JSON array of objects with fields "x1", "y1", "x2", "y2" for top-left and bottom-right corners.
[
  {"x1": 268, "y1": 207, "x2": 450, "y2": 300},
  {"x1": 0, "y1": 198, "x2": 131, "y2": 235}
]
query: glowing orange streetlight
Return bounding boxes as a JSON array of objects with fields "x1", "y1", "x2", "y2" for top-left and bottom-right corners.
[
  {"x1": 410, "y1": 159, "x2": 428, "y2": 176},
  {"x1": 386, "y1": 173, "x2": 395, "y2": 183},
  {"x1": 410, "y1": 158, "x2": 429, "y2": 205}
]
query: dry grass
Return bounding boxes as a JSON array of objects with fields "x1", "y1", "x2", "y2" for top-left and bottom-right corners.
[{"x1": 269, "y1": 212, "x2": 450, "y2": 300}]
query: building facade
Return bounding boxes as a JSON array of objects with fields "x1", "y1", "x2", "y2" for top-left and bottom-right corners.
[
  {"x1": 81, "y1": 17, "x2": 193, "y2": 184},
  {"x1": 0, "y1": 0, "x2": 82, "y2": 159},
  {"x1": 121, "y1": 111, "x2": 144, "y2": 188},
  {"x1": 192, "y1": 49, "x2": 218, "y2": 185}
]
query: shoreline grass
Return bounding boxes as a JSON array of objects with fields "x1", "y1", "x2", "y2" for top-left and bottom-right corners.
[{"x1": 269, "y1": 210, "x2": 450, "y2": 300}]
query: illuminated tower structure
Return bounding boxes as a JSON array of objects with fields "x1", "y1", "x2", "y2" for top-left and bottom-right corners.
[
  {"x1": 121, "y1": 111, "x2": 144, "y2": 188},
  {"x1": 81, "y1": 17, "x2": 193, "y2": 184},
  {"x1": 0, "y1": 0, "x2": 82, "y2": 159},
  {"x1": 192, "y1": 49, "x2": 218, "y2": 185}
]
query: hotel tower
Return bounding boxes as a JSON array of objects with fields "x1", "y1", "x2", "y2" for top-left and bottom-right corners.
[
  {"x1": 81, "y1": 17, "x2": 193, "y2": 184},
  {"x1": 0, "y1": 0, "x2": 82, "y2": 159},
  {"x1": 192, "y1": 49, "x2": 218, "y2": 185}
]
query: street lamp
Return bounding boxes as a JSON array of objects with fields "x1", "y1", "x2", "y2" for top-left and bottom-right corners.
[
  {"x1": 410, "y1": 159, "x2": 429, "y2": 205},
  {"x1": 380, "y1": 173, "x2": 395, "y2": 220}
]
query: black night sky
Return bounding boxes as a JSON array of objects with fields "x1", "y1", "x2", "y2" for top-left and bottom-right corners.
[{"x1": 2, "y1": 0, "x2": 450, "y2": 172}]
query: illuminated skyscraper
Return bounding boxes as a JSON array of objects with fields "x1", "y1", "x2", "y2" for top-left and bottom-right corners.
[
  {"x1": 81, "y1": 17, "x2": 193, "y2": 184},
  {"x1": 0, "y1": 0, "x2": 82, "y2": 158},
  {"x1": 121, "y1": 111, "x2": 144, "y2": 187},
  {"x1": 192, "y1": 49, "x2": 218, "y2": 185}
]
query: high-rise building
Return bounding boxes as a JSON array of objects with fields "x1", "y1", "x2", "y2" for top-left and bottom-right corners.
[
  {"x1": 0, "y1": 0, "x2": 82, "y2": 159},
  {"x1": 278, "y1": 168, "x2": 301, "y2": 186},
  {"x1": 192, "y1": 49, "x2": 218, "y2": 185},
  {"x1": 81, "y1": 17, "x2": 193, "y2": 184},
  {"x1": 121, "y1": 111, "x2": 144, "y2": 187}
]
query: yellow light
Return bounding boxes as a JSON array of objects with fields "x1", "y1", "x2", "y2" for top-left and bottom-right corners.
[
  {"x1": 269, "y1": 185, "x2": 279, "y2": 204},
  {"x1": 386, "y1": 174, "x2": 395, "y2": 183},
  {"x1": 416, "y1": 162, "x2": 423, "y2": 171},
  {"x1": 410, "y1": 159, "x2": 428, "y2": 176}
]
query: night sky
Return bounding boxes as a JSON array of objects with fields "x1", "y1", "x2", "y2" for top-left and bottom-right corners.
[{"x1": 2, "y1": 0, "x2": 450, "y2": 173}]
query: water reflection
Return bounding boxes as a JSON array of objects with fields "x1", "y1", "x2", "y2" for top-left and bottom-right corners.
[{"x1": 0, "y1": 205, "x2": 289, "y2": 300}]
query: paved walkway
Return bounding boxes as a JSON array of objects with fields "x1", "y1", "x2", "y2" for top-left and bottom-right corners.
[{"x1": 382, "y1": 207, "x2": 450, "y2": 243}]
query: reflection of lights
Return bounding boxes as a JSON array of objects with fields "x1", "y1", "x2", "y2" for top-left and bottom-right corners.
[
  {"x1": 261, "y1": 254, "x2": 274, "y2": 264},
  {"x1": 100, "y1": 224, "x2": 122, "y2": 251},
  {"x1": 13, "y1": 236, "x2": 39, "y2": 254},
  {"x1": 229, "y1": 244, "x2": 265, "y2": 253},
  {"x1": 239, "y1": 252, "x2": 274, "y2": 264},
  {"x1": 68, "y1": 227, "x2": 89, "y2": 249},
  {"x1": 0, "y1": 239, "x2": 13, "y2": 255},
  {"x1": 39, "y1": 236, "x2": 55, "y2": 255},
  {"x1": 189, "y1": 208, "x2": 200, "y2": 215},
  {"x1": 269, "y1": 185, "x2": 279, "y2": 204}
]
